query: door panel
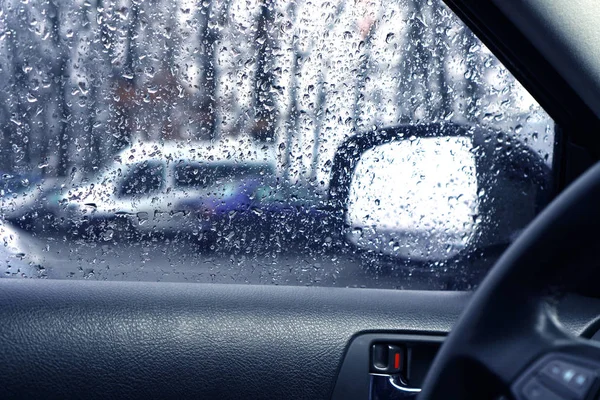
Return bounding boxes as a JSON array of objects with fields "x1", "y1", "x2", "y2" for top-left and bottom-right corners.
[
  {"x1": 0, "y1": 279, "x2": 467, "y2": 399},
  {"x1": 1, "y1": 280, "x2": 599, "y2": 399}
]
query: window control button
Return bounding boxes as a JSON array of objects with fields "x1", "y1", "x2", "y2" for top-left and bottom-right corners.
[
  {"x1": 540, "y1": 360, "x2": 596, "y2": 399},
  {"x1": 522, "y1": 378, "x2": 566, "y2": 400}
]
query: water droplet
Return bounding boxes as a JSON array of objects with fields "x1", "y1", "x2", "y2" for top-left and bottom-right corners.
[
  {"x1": 514, "y1": 124, "x2": 523, "y2": 134},
  {"x1": 78, "y1": 82, "x2": 89, "y2": 95},
  {"x1": 116, "y1": 7, "x2": 129, "y2": 20},
  {"x1": 137, "y1": 212, "x2": 149, "y2": 225},
  {"x1": 101, "y1": 229, "x2": 114, "y2": 241},
  {"x1": 251, "y1": 207, "x2": 263, "y2": 216}
]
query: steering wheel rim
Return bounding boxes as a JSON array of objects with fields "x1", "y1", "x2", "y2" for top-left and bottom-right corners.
[{"x1": 419, "y1": 162, "x2": 600, "y2": 400}]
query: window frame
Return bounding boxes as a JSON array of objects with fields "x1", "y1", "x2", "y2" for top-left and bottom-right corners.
[
  {"x1": 117, "y1": 161, "x2": 167, "y2": 198},
  {"x1": 443, "y1": 0, "x2": 600, "y2": 192}
]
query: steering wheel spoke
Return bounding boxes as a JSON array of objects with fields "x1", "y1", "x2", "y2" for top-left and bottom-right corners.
[
  {"x1": 511, "y1": 338, "x2": 600, "y2": 400},
  {"x1": 420, "y1": 302, "x2": 571, "y2": 399}
]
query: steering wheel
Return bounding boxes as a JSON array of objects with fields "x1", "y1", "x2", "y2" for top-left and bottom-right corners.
[{"x1": 418, "y1": 162, "x2": 600, "y2": 400}]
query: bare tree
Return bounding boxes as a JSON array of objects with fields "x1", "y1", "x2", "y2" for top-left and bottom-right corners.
[
  {"x1": 47, "y1": 0, "x2": 72, "y2": 177},
  {"x1": 196, "y1": 0, "x2": 219, "y2": 139},
  {"x1": 250, "y1": 0, "x2": 276, "y2": 142},
  {"x1": 351, "y1": 23, "x2": 376, "y2": 133},
  {"x1": 114, "y1": 0, "x2": 141, "y2": 144},
  {"x1": 282, "y1": 1, "x2": 300, "y2": 183},
  {"x1": 463, "y1": 27, "x2": 483, "y2": 122},
  {"x1": 395, "y1": 0, "x2": 432, "y2": 122},
  {"x1": 430, "y1": 2, "x2": 452, "y2": 120},
  {"x1": 2, "y1": 1, "x2": 51, "y2": 172},
  {"x1": 1, "y1": 28, "x2": 21, "y2": 172},
  {"x1": 309, "y1": 72, "x2": 326, "y2": 183}
]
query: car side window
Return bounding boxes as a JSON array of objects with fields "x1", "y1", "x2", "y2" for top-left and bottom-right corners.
[
  {"x1": 174, "y1": 164, "x2": 219, "y2": 189},
  {"x1": 174, "y1": 163, "x2": 272, "y2": 189},
  {"x1": 1, "y1": 0, "x2": 555, "y2": 289},
  {"x1": 118, "y1": 162, "x2": 165, "y2": 197}
]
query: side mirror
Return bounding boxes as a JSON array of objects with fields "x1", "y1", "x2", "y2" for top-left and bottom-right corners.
[{"x1": 328, "y1": 123, "x2": 552, "y2": 265}]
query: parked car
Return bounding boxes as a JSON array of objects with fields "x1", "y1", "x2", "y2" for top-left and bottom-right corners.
[
  {"x1": 52, "y1": 139, "x2": 277, "y2": 243},
  {"x1": 0, "y1": 172, "x2": 57, "y2": 222},
  {"x1": 202, "y1": 177, "x2": 339, "y2": 252},
  {"x1": 3, "y1": 172, "x2": 84, "y2": 233},
  {"x1": 7, "y1": 141, "x2": 337, "y2": 251},
  {"x1": 0, "y1": 220, "x2": 43, "y2": 278},
  {"x1": 0, "y1": 171, "x2": 43, "y2": 195}
]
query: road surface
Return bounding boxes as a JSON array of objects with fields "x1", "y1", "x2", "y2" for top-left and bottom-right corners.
[{"x1": 2, "y1": 228, "x2": 458, "y2": 290}]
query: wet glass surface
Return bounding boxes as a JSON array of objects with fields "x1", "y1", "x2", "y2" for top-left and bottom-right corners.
[{"x1": 0, "y1": 0, "x2": 554, "y2": 289}]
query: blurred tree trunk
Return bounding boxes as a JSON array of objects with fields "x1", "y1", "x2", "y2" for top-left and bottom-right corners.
[
  {"x1": 77, "y1": 3, "x2": 98, "y2": 173},
  {"x1": 306, "y1": 1, "x2": 346, "y2": 182},
  {"x1": 251, "y1": 0, "x2": 276, "y2": 142},
  {"x1": 463, "y1": 29, "x2": 482, "y2": 122},
  {"x1": 3, "y1": 2, "x2": 47, "y2": 173},
  {"x1": 98, "y1": 0, "x2": 127, "y2": 149},
  {"x1": 87, "y1": 85, "x2": 102, "y2": 172},
  {"x1": 5, "y1": 31, "x2": 21, "y2": 173},
  {"x1": 124, "y1": 0, "x2": 140, "y2": 84},
  {"x1": 431, "y1": 2, "x2": 452, "y2": 121},
  {"x1": 55, "y1": 60, "x2": 70, "y2": 177},
  {"x1": 114, "y1": 0, "x2": 140, "y2": 145},
  {"x1": 283, "y1": 43, "x2": 300, "y2": 184},
  {"x1": 397, "y1": 0, "x2": 430, "y2": 123},
  {"x1": 197, "y1": 0, "x2": 219, "y2": 140},
  {"x1": 10, "y1": 20, "x2": 32, "y2": 170},
  {"x1": 309, "y1": 73, "x2": 325, "y2": 183},
  {"x1": 48, "y1": 0, "x2": 71, "y2": 177},
  {"x1": 1, "y1": 59, "x2": 17, "y2": 172},
  {"x1": 351, "y1": 28, "x2": 374, "y2": 134},
  {"x1": 283, "y1": 1, "x2": 300, "y2": 183},
  {"x1": 0, "y1": 104, "x2": 14, "y2": 173}
]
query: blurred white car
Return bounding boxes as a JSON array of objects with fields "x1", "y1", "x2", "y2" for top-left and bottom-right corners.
[
  {"x1": 0, "y1": 175, "x2": 62, "y2": 222},
  {"x1": 56, "y1": 138, "x2": 276, "y2": 240},
  {"x1": 0, "y1": 220, "x2": 43, "y2": 278}
]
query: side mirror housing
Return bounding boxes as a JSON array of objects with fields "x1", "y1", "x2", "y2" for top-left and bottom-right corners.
[{"x1": 328, "y1": 122, "x2": 552, "y2": 265}]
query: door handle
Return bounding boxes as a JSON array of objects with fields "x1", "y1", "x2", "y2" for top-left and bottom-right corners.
[{"x1": 370, "y1": 374, "x2": 421, "y2": 399}]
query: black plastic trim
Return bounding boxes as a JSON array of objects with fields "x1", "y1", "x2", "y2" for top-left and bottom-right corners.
[{"x1": 443, "y1": 0, "x2": 600, "y2": 162}]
